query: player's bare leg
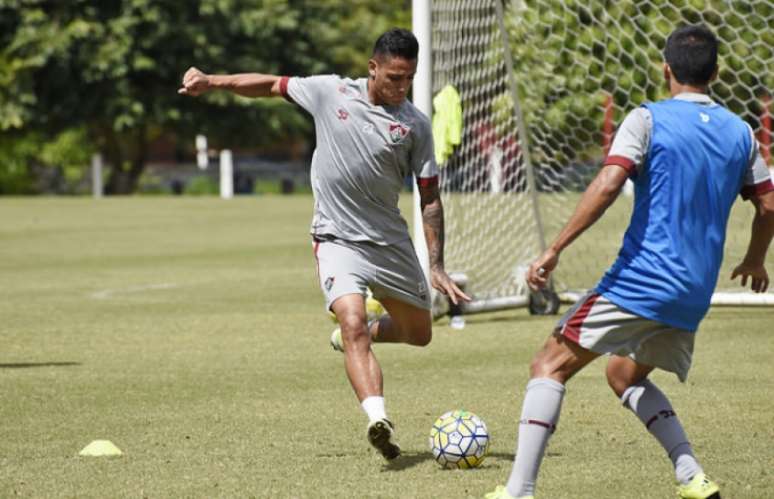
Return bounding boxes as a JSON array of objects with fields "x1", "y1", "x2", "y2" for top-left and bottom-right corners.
[
  {"x1": 331, "y1": 293, "x2": 382, "y2": 401},
  {"x1": 503, "y1": 334, "x2": 599, "y2": 498},
  {"x1": 608, "y1": 356, "x2": 715, "y2": 496},
  {"x1": 368, "y1": 296, "x2": 432, "y2": 346},
  {"x1": 330, "y1": 293, "x2": 400, "y2": 460}
]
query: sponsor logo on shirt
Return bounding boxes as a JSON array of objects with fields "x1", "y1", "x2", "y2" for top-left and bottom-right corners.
[
  {"x1": 389, "y1": 123, "x2": 410, "y2": 143},
  {"x1": 324, "y1": 276, "x2": 335, "y2": 292},
  {"x1": 700, "y1": 112, "x2": 710, "y2": 123},
  {"x1": 362, "y1": 123, "x2": 375, "y2": 134},
  {"x1": 336, "y1": 108, "x2": 349, "y2": 121}
]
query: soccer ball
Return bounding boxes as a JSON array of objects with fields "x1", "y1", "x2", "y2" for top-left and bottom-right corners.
[
  {"x1": 328, "y1": 289, "x2": 385, "y2": 323},
  {"x1": 429, "y1": 410, "x2": 490, "y2": 469}
]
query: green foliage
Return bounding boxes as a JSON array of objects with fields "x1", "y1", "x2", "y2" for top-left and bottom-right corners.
[
  {"x1": 183, "y1": 175, "x2": 219, "y2": 195},
  {"x1": 0, "y1": 132, "x2": 37, "y2": 194},
  {"x1": 38, "y1": 128, "x2": 94, "y2": 182},
  {"x1": 0, "y1": 127, "x2": 93, "y2": 193},
  {"x1": 0, "y1": 0, "x2": 410, "y2": 193},
  {"x1": 503, "y1": 0, "x2": 773, "y2": 163}
]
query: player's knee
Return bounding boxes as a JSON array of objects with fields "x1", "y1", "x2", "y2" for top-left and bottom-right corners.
[
  {"x1": 606, "y1": 373, "x2": 630, "y2": 398},
  {"x1": 529, "y1": 353, "x2": 571, "y2": 383},
  {"x1": 340, "y1": 315, "x2": 369, "y2": 341}
]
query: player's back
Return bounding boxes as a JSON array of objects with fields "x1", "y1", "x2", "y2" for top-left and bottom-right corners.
[{"x1": 598, "y1": 97, "x2": 751, "y2": 331}]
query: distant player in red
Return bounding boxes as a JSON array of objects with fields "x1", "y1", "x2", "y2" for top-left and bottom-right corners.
[{"x1": 487, "y1": 25, "x2": 774, "y2": 499}]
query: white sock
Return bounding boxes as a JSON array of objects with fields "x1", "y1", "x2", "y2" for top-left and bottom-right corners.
[
  {"x1": 506, "y1": 378, "x2": 566, "y2": 498},
  {"x1": 621, "y1": 379, "x2": 702, "y2": 485},
  {"x1": 361, "y1": 396, "x2": 387, "y2": 423}
]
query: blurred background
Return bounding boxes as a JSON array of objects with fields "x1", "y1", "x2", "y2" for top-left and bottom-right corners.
[{"x1": 0, "y1": 0, "x2": 410, "y2": 196}]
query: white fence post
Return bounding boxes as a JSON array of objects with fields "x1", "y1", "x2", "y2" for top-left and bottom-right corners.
[
  {"x1": 219, "y1": 149, "x2": 234, "y2": 199},
  {"x1": 91, "y1": 153, "x2": 103, "y2": 198}
]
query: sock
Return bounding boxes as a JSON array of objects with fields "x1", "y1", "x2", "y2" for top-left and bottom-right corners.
[
  {"x1": 621, "y1": 379, "x2": 702, "y2": 485},
  {"x1": 361, "y1": 396, "x2": 387, "y2": 423},
  {"x1": 506, "y1": 377, "x2": 566, "y2": 498}
]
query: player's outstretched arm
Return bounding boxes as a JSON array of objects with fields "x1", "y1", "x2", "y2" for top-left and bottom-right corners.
[
  {"x1": 419, "y1": 182, "x2": 471, "y2": 305},
  {"x1": 527, "y1": 164, "x2": 630, "y2": 291},
  {"x1": 178, "y1": 67, "x2": 284, "y2": 98},
  {"x1": 731, "y1": 190, "x2": 774, "y2": 293}
]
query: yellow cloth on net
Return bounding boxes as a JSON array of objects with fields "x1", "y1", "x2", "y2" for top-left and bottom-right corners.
[{"x1": 432, "y1": 85, "x2": 463, "y2": 166}]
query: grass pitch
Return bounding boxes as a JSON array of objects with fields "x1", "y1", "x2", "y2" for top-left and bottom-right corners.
[{"x1": 0, "y1": 195, "x2": 772, "y2": 499}]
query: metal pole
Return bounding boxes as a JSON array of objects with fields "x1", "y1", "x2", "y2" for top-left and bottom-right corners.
[
  {"x1": 220, "y1": 149, "x2": 233, "y2": 199},
  {"x1": 412, "y1": 0, "x2": 432, "y2": 283},
  {"x1": 495, "y1": 0, "x2": 548, "y2": 254},
  {"x1": 91, "y1": 153, "x2": 103, "y2": 199}
]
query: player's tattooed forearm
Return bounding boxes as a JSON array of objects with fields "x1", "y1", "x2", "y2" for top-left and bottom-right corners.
[{"x1": 423, "y1": 200, "x2": 445, "y2": 269}]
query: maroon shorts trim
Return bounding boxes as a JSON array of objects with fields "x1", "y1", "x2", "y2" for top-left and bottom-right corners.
[
  {"x1": 741, "y1": 178, "x2": 774, "y2": 200},
  {"x1": 561, "y1": 292, "x2": 601, "y2": 343},
  {"x1": 312, "y1": 239, "x2": 320, "y2": 278}
]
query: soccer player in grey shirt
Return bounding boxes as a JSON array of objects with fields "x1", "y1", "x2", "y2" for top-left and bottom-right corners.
[{"x1": 180, "y1": 28, "x2": 469, "y2": 460}]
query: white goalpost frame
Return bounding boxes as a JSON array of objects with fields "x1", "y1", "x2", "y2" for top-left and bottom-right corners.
[{"x1": 412, "y1": 0, "x2": 433, "y2": 291}]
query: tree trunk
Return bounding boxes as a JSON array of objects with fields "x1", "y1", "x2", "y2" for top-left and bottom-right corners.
[{"x1": 104, "y1": 125, "x2": 147, "y2": 195}]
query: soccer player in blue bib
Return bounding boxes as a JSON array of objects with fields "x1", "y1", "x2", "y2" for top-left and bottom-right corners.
[
  {"x1": 486, "y1": 26, "x2": 774, "y2": 499},
  {"x1": 180, "y1": 29, "x2": 469, "y2": 461}
]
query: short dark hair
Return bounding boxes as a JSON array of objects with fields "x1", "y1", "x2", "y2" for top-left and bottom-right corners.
[
  {"x1": 663, "y1": 25, "x2": 718, "y2": 86},
  {"x1": 372, "y1": 28, "x2": 419, "y2": 61}
]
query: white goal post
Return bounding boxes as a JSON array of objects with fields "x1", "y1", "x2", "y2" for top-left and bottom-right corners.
[{"x1": 414, "y1": 0, "x2": 774, "y2": 317}]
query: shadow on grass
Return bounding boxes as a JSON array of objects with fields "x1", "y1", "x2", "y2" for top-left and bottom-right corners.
[
  {"x1": 0, "y1": 362, "x2": 81, "y2": 369},
  {"x1": 382, "y1": 451, "x2": 521, "y2": 472}
]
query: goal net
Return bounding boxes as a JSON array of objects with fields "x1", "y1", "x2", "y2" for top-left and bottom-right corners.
[{"x1": 430, "y1": 0, "x2": 774, "y2": 314}]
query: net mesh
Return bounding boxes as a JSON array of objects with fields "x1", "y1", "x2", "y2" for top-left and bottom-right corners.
[{"x1": 432, "y1": 0, "x2": 774, "y2": 307}]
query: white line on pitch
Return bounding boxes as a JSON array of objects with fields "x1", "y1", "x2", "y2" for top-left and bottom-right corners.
[{"x1": 90, "y1": 283, "x2": 179, "y2": 300}]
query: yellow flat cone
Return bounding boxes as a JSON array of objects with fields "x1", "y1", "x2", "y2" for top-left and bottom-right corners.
[{"x1": 79, "y1": 440, "x2": 123, "y2": 457}]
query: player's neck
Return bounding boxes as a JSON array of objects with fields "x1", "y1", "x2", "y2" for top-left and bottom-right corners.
[
  {"x1": 669, "y1": 81, "x2": 709, "y2": 97},
  {"x1": 366, "y1": 79, "x2": 383, "y2": 106}
]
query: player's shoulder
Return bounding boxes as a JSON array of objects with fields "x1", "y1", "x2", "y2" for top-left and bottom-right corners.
[
  {"x1": 291, "y1": 73, "x2": 345, "y2": 89},
  {"x1": 618, "y1": 106, "x2": 652, "y2": 134}
]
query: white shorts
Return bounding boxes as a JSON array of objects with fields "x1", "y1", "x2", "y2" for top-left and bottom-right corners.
[
  {"x1": 312, "y1": 237, "x2": 431, "y2": 312},
  {"x1": 555, "y1": 291, "x2": 695, "y2": 382}
]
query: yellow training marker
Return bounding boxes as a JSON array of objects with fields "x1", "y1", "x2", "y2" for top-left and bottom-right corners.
[{"x1": 79, "y1": 440, "x2": 123, "y2": 457}]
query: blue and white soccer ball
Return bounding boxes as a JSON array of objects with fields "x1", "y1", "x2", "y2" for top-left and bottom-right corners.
[{"x1": 429, "y1": 409, "x2": 490, "y2": 469}]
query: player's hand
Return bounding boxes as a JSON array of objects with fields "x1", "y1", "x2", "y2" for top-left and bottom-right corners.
[
  {"x1": 430, "y1": 267, "x2": 471, "y2": 305},
  {"x1": 731, "y1": 262, "x2": 769, "y2": 293},
  {"x1": 178, "y1": 67, "x2": 211, "y2": 96},
  {"x1": 526, "y1": 248, "x2": 559, "y2": 291}
]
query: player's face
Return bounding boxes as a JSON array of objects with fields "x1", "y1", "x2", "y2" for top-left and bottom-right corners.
[{"x1": 368, "y1": 56, "x2": 417, "y2": 106}]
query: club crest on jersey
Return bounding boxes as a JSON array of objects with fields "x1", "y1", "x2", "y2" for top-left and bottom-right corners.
[
  {"x1": 389, "y1": 123, "x2": 410, "y2": 143},
  {"x1": 336, "y1": 108, "x2": 349, "y2": 121}
]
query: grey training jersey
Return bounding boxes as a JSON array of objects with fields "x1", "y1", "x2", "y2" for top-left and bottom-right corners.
[{"x1": 281, "y1": 75, "x2": 438, "y2": 245}]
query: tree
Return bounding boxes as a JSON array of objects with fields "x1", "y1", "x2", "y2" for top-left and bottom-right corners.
[
  {"x1": 0, "y1": 0, "x2": 410, "y2": 194},
  {"x1": 502, "y1": 0, "x2": 774, "y2": 167}
]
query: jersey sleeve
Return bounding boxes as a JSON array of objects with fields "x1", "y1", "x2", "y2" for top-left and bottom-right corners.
[
  {"x1": 282, "y1": 75, "x2": 337, "y2": 116},
  {"x1": 603, "y1": 107, "x2": 652, "y2": 177},
  {"x1": 411, "y1": 116, "x2": 439, "y2": 187},
  {"x1": 740, "y1": 125, "x2": 774, "y2": 199}
]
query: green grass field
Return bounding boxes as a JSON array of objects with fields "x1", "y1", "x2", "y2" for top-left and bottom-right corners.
[{"x1": 1, "y1": 196, "x2": 772, "y2": 499}]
